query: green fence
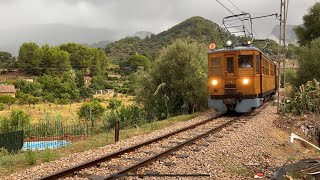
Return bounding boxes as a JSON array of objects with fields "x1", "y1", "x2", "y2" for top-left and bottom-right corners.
[
  {"x1": 0, "y1": 122, "x2": 92, "y2": 152},
  {"x1": 0, "y1": 130, "x2": 24, "y2": 152}
]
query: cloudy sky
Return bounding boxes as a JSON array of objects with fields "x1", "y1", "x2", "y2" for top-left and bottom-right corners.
[
  {"x1": 0, "y1": 0, "x2": 317, "y2": 35},
  {"x1": 0, "y1": 0, "x2": 318, "y2": 54}
]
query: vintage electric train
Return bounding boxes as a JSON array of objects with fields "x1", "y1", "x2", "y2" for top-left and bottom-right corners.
[{"x1": 208, "y1": 41, "x2": 277, "y2": 113}]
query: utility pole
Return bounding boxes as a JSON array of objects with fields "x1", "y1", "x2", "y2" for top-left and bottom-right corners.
[{"x1": 277, "y1": 0, "x2": 286, "y2": 114}]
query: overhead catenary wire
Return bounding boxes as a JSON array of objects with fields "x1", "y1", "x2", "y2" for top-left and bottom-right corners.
[{"x1": 226, "y1": 0, "x2": 244, "y2": 13}]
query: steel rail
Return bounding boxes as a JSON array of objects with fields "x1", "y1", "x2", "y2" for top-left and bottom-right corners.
[
  {"x1": 99, "y1": 113, "x2": 247, "y2": 180},
  {"x1": 37, "y1": 112, "x2": 224, "y2": 180}
]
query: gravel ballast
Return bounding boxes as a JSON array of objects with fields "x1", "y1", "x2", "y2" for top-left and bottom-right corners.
[
  {"x1": 8, "y1": 105, "x2": 318, "y2": 179},
  {"x1": 8, "y1": 111, "x2": 218, "y2": 180},
  {"x1": 135, "y1": 105, "x2": 319, "y2": 179}
]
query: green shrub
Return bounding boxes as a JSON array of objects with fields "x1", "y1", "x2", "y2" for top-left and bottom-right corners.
[
  {"x1": 285, "y1": 79, "x2": 320, "y2": 115},
  {"x1": 105, "y1": 105, "x2": 147, "y2": 129},
  {"x1": 0, "y1": 103, "x2": 5, "y2": 111},
  {"x1": 40, "y1": 149, "x2": 57, "y2": 162},
  {"x1": 107, "y1": 98, "x2": 122, "y2": 110},
  {"x1": 24, "y1": 149, "x2": 37, "y2": 165}
]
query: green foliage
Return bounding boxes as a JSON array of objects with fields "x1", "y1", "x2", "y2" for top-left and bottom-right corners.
[
  {"x1": 285, "y1": 79, "x2": 320, "y2": 115},
  {"x1": 24, "y1": 149, "x2": 37, "y2": 165},
  {"x1": 107, "y1": 98, "x2": 122, "y2": 110},
  {"x1": 40, "y1": 149, "x2": 57, "y2": 162},
  {"x1": 14, "y1": 80, "x2": 43, "y2": 97},
  {"x1": 18, "y1": 42, "x2": 39, "y2": 74},
  {"x1": 39, "y1": 71, "x2": 80, "y2": 102},
  {"x1": 0, "y1": 109, "x2": 30, "y2": 133},
  {"x1": 79, "y1": 87, "x2": 94, "y2": 100},
  {"x1": 0, "y1": 95, "x2": 16, "y2": 109},
  {"x1": 0, "y1": 103, "x2": 5, "y2": 111},
  {"x1": 294, "y1": 2, "x2": 320, "y2": 46},
  {"x1": 119, "y1": 54, "x2": 150, "y2": 75},
  {"x1": 0, "y1": 51, "x2": 16, "y2": 70},
  {"x1": 253, "y1": 38, "x2": 279, "y2": 56},
  {"x1": 78, "y1": 101, "x2": 105, "y2": 126},
  {"x1": 89, "y1": 75, "x2": 111, "y2": 90},
  {"x1": 135, "y1": 40, "x2": 207, "y2": 119},
  {"x1": 16, "y1": 42, "x2": 109, "y2": 77},
  {"x1": 295, "y1": 38, "x2": 320, "y2": 85},
  {"x1": 106, "y1": 16, "x2": 229, "y2": 62},
  {"x1": 104, "y1": 105, "x2": 147, "y2": 129}
]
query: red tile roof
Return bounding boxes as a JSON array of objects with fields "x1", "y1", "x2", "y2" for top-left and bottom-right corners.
[{"x1": 0, "y1": 85, "x2": 16, "y2": 93}]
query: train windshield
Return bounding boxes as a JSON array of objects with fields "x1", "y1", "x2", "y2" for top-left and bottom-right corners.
[{"x1": 238, "y1": 55, "x2": 253, "y2": 68}]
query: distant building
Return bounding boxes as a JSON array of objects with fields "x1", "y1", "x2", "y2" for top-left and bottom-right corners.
[
  {"x1": 23, "y1": 79, "x2": 34, "y2": 83},
  {"x1": 108, "y1": 74, "x2": 121, "y2": 78},
  {"x1": 0, "y1": 84, "x2": 16, "y2": 97}
]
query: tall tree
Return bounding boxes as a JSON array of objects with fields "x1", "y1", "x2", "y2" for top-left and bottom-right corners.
[
  {"x1": 135, "y1": 40, "x2": 207, "y2": 119},
  {"x1": 296, "y1": 38, "x2": 320, "y2": 85},
  {"x1": 0, "y1": 51, "x2": 16, "y2": 70},
  {"x1": 294, "y1": 2, "x2": 320, "y2": 45},
  {"x1": 18, "y1": 42, "x2": 39, "y2": 74}
]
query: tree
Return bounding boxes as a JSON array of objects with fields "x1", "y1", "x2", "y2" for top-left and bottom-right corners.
[
  {"x1": 59, "y1": 43, "x2": 92, "y2": 70},
  {"x1": 79, "y1": 87, "x2": 94, "y2": 101},
  {"x1": 135, "y1": 40, "x2": 207, "y2": 119},
  {"x1": 120, "y1": 54, "x2": 151, "y2": 75},
  {"x1": 89, "y1": 75, "x2": 111, "y2": 90},
  {"x1": 18, "y1": 42, "x2": 39, "y2": 74},
  {"x1": 295, "y1": 38, "x2": 320, "y2": 85},
  {"x1": 90, "y1": 49, "x2": 109, "y2": 76},
  {"x1": 78, "y1": 101, "x2": 105, "y2": 127},
  {"x1": 0, "y1": 51, "x2": 16, "y2": 70},
  {"x1": 0, "y1": 95, "x2": 16, "y2": 109},
  {"x1": 294, "y1": 2, "x2": 320, "y2": 45}
]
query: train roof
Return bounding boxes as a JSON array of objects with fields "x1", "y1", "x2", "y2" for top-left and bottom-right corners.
[{"x1": 208, "y1": 45, "x2": 275, "y2": 64}]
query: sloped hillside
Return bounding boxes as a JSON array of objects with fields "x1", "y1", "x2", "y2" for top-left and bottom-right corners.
[{"x1": 105, "y1": 16, "x2": 230, "y2": 62}]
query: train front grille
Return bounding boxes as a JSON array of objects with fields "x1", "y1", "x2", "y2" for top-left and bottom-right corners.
[{"x1": 224, "y1": 84, "x2": 236, "y2": 95}]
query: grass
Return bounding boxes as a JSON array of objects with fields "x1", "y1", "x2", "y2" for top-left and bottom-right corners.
[
  {"x1": 0, "y1": 94, "x2": 134, "y2": 124},
  {"x1": 0, "y1": 112, "x2": 199, "y2": 177}
]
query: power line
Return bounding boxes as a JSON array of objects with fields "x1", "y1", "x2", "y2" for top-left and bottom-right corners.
[{"x1": 226, "y1": 0, "x2": 244, "y2": 13}]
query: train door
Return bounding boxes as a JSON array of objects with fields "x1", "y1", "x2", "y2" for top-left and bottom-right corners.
[
  {"x1": 225, "y1": 55, "x2": 236, "y2": 83},
  {"x1": 224, "y1": 55, "x2": 237, "y2": 97}
]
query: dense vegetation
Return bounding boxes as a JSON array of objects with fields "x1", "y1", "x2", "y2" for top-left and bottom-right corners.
[
  {"x1": 284, "y1": 2, "x2": 320, "y2": 114},
  {"x1": 18, "y1": 42, "x2": 109, "y2": 76},
  {"x1": 135, "y1": 40, "x2": 207, "y2": 119}
]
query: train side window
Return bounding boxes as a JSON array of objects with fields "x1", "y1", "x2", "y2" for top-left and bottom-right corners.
[
  {"x1": 238, "y1": 55, "x2": 253, "y2": 68},
  {"x1": 226, "y1": 57, "x2": 234, "y2": 73},
  {"x1": 210, "y1": 57, "x2": 221, "y2": 66},
  {"x1": 255, "y1": 55, "x2": 260, "y2": 73}
]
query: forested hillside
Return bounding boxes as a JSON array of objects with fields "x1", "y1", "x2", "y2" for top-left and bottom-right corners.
[{"x1": 105, "y1": 16, "x2": 230, "y2": 62}]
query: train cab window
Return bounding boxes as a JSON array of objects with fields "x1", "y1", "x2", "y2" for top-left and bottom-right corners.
[
  {"x1": 238, "y1": 55, "x2": 253, "y2": 68},
  {"x1": 226, "y1": 57, "x2": 234, "y2": 73},
  {"x1": 210, "y1": 57, "x2": 222, "y2": 75},
  {"x1": 255, "y1": 55, "x2": 260, "y2": 73}
]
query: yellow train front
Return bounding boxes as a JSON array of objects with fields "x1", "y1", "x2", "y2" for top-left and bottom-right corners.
[{"x1": 208, "y1": 42, "x2": 277, "y2": 113}]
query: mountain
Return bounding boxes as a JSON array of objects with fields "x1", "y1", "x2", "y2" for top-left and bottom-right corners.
[
  {"x1": 269, "y1": 25, "x2": 298, "y2": 44},
  {"x1": 0, "y1": 24, "x2": 118, "y2": 55},
  {"x1": 85, "y1": 31, "x2": 154, "y2": 49},
  {"x1": 105, "y1": 16, "x2": 230, "y2": 62},
  {"x1": 85, "y1": 40, "x2": 112, "y2": 49},
  {"x1": 131, "y1": 31, "x2": 154, "y2": 39}
]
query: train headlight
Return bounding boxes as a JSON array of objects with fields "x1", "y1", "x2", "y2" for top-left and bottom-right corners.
[
  {"x1": 212, "y1": 80, "x2": 218, "y2": 86},
  {"x1": 243, "y1": 78, "x2": 249, "y2": 85},
  {"x1": 226, "y1": 40, "x2": 233, "y2": 46}
]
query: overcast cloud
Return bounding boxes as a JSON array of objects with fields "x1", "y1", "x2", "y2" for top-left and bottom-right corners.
[
  {"x1": 0, "y1": 0, "x2": 317, "y2": 34},
  {"x1": 0, "y1": 0, "x2": 318, "y2": 54}
]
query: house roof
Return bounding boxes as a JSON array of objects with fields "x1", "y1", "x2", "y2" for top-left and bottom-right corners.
[{"x1": 0, "y1": 85, "x2": 16, "y2": 93}]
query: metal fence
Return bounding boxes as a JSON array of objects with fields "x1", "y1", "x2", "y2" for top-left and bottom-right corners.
[{"x1": 0, "y1": 122, "x2": 92, "y2": 152}]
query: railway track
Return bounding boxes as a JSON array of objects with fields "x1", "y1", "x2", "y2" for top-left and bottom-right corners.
[{"x1": 38, "y1": 105, "x2": 267, "y2": 180}]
